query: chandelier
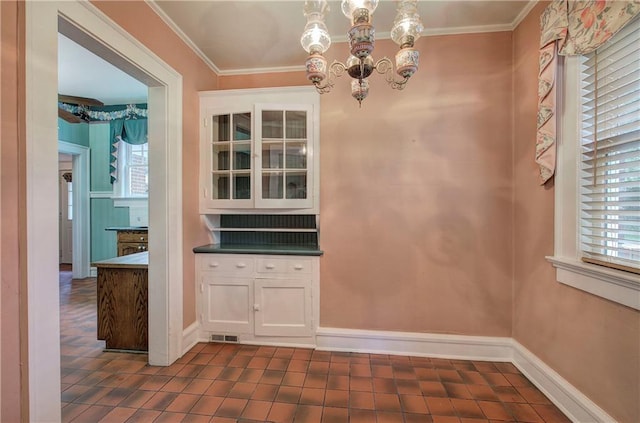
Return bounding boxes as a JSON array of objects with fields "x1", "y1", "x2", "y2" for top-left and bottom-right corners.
[{"x1": 300, "y1": 0, "x2": 424, "y2": 106}]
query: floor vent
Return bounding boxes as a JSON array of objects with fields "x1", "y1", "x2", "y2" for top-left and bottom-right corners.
[{"x1": 210, "y1": 334, "x2": 239, "y2": 343}]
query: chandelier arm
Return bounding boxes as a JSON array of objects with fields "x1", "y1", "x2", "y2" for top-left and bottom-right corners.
[
  {"x1": 312, "y1": 60, "x2": 348, "y2": 94},
  {"x1": 373, "y1": 57, "x2": 410, "y2": 90}
]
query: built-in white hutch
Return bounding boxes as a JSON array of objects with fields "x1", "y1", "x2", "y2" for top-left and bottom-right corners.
[{"x1": 194, "y1": 86, "x2": 321, "y2": 347}]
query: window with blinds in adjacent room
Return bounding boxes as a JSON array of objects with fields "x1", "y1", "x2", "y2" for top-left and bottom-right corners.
[{"x1": 579, "y1": 17, "x2": 640, "y2": 273}]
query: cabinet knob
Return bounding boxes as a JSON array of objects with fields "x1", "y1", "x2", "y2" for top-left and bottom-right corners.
[
  {"x1": 209, "y1": 262, "x2": 219, "y2": 268},
  {"x1": 253, "y1": 304, "x2": 260, "y2": 311},
  {"x1": 140, "y1": 236, "x2": 144, "y2": 241},
  {"x1": 138, "y1": 245, "x2": 143, "y2": 250},
  {"x1": 266, "y1": 264, "x2": 275, "y2": 269},
  {"x1": 236, "y1": 263, "x2": 247, "y2": 268},
  {"x1": 294, "y1": 264, "x2": 303, "y2": 270}
]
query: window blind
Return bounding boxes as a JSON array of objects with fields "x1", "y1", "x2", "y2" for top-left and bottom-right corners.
[{"x1": 580, "y1": 17, "x2": 640, "y2": 272}]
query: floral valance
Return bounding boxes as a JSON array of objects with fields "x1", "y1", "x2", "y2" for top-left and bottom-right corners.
[
  {"x1": 58, "y1": 102, "x2": 148, "y2": 121},
  {"x1": 536, "y1": 0, "x2": 640, "y2": 184}
]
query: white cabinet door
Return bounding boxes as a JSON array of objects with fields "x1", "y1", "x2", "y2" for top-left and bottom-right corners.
[
  {"x1": 202, "y1": 275, "x2": 253, "y2": 334},
  {"x1": 201, "y1": 108, "x2": 254, "y2": 210},
  {"x1": 254, "y1": 278, "x2": 312, "y2": 337},
  {"x1": 199, "y1": 87, "x2": 320, "y2": 214},
  {"x1": 255, "y1": 104, "x2": 314, "y2": 209}
]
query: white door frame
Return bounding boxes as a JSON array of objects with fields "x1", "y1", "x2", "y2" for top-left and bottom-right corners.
[
  {"x1": 58, "y1": 141, "x2": 90, "y2": 279},
  {"x1": 26, "y1": 2, "x2": 183, "y2": 421}
]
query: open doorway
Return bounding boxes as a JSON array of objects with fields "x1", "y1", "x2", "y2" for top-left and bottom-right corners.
[
  {"x1": 26, "y1": 2, "x2": 184, "y2": 420},
  {"x1": 58, "y1": 154, "x2": 73, "y2": 266}
]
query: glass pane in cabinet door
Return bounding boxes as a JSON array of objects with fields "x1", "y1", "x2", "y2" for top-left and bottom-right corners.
[
  {"x1": 285, "y1": 142, "x2": 307, "y2": 169},
  {"x1": 233, "y1": 172, "x2": 251, "y2": 199},
  {"x1": 212, "y1": 173, "x2": 230, "y2": 199},
  {"x1": 262, "y1": 172, "x2": 283, "y2": 199},
  {"x1": 262, "y1": 142, "x2": 283, "y2": 169},
  {"x1": 212, "y1": 115, "x2": 230, "y2": 141},
  {"x1": 212, "y1": 144, "x2": 230, "y2": 170},
  {"x1": 262, "y1": 111, "x2": 283, "y2": 139},
  {"x1": 286, "y1": 111, "x2": 307, "y2": 139},
  {"x1": 285, "y1": 172, "x2": 307, "y2": 199},
  {"x1": 233, "y1": 113, "x2": 251, "y2": 141},
  {"x1": 233, "y1": 143, "x2": 251, "y2": 170}
]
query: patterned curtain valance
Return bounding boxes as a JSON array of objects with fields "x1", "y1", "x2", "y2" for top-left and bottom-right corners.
[
  {"x1": 109, "y1": 118, "x2": 148, "y2": 184},
  {"x1": 536, "y1": 0, "x2": 640, "y2": 184},
  {"x1": 58, "y1": 103, "x2": 148, "y2": 121}
]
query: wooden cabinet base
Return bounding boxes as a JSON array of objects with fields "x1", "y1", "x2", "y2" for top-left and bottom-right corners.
[{"x1": 96, "y1": 266, "x2": 148, "y2": 351}]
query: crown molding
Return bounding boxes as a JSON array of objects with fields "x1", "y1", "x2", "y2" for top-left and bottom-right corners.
[
  {"x1": 511, "y1": 0, "x2": 539, "y2": 29},
  {"x1": 145, "y1": 0, "x2": 220, "y2": 75},
  {"x1": 218, "y1": 65, "x2": 306, "y2": 77}
]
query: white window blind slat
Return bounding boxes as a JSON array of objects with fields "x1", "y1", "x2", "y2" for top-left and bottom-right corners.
[
  {"x1": 583, "y1": 58, "x2": 640, "y2": 90},
  {"x1": 579, "y1": 17, "x2": 640, "y2": 272},
  {"x1": 584, "y1": 25, "x2": 640, "y2": 67}
]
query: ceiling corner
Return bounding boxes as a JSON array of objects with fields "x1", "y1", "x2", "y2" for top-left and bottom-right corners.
[{"x1": 144, "y1": 0, "x2": 221, "y2": 75}]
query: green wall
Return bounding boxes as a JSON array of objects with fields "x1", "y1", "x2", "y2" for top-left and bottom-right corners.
[
  {"x1": 90, "y1": 123, "x2": 112, "y2": 192},
  {"x1": 89, "y1": 122, "x2": 129, "y2": 261},
  {"x1": 58, "y1": 120, "x2": 129, "y2": 261},
  {"x1": 58, "y1": 118, "x2": 89, "y2": 147},
  {"x1": 91, "y1": 198, "x2": 129, "y2": 261}
]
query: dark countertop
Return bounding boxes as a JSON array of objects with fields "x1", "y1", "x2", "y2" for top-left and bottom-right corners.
[
  {"x1": 193, "y1": 244, "x2": 323, "y2": 256},
  {"x1": 105, "y1": 226, "x2": 148, "y2": 231}
]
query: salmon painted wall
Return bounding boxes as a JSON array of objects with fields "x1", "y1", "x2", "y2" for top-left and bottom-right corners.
[
  {"x1": 512, "y1": 3, "x2": 640, "y2": 422},
  {"x1": 91, "y1": 1, "x2": 219, "y2": 328},
  {"x1": 223, "y1": 33, "x2": 514, "y2": 336},
  {"x1": 0, "y1": 2, "x2": 26, "y2": 421}
]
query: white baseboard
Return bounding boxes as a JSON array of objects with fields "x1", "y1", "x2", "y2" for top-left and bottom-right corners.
[
  {"x1": 179, "y1": 323, "x2": 616, "y2": 422},
  {"x1": 90, "y1": 267, "x2": 97, "y2": 277},
  {"x1": 316, "y1": 327, "x2": 616, "y2": 423},
  {"x1": 182, "y1": 321, "x2": 200, "y2": 355},
  {"x1": 512, "y1": 341, "x2": 616, "y2": 423},
  {"x1": 316, "y1": 327, "x2": 513, "y2": 361}
]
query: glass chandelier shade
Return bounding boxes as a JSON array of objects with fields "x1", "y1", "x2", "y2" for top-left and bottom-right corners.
[
  {"x1": 390, "y1": 0, "x2": 423, "y2": 47},
  {"x1": 301, "y1": 0, "x2": 423, "y2": 106},
  {"x1": 341, "y1": 0, "x2": 379, "y2": 22},
  {"x1": 301, "y1": 0, "x2": 331, "y2": 54}
]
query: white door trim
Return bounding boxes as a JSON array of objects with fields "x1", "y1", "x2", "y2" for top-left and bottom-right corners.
[
  {"x1": 26, "y1": 1, "x2": 183, "y2": 420},
  {"x1": 58, "y1": 141, "x2": 90, "y2": 279}
]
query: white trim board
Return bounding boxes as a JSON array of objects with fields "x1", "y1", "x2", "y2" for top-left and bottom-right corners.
[
  {"x1": 26, "y1": 1, "x2": 184, "y2": 420},
  {"x1": 315, "y1": 327, "x2": 615, "y2": 423},
  {"x1": 182, "y1": 321, "x2": 200, "y2": 356},
  {"x1": 181, "y1": 324, "x2": 616, "y2": 422},
  {"x1": 316, "y1": 327, "x2": 513, "y2": 362},
  {"x1": 512, "y1": 341, "x2": 616, "y2": 423},
  {"x1": 58, "y1": 141, "x2": 90, "y2": 279}
]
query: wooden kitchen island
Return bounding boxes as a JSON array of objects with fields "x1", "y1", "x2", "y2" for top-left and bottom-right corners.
[{"x1": 93, "y1": 251, "x2": 148, "y2": 352}]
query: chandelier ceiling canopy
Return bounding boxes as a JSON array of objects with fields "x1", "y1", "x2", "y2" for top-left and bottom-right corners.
[{"x1": 301, "y1": 0, "x2": 424, "y2": 106}]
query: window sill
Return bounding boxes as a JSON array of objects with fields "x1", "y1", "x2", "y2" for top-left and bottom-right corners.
[
  {"x1": 112, "y1": 197, "x2": 148, "y2": 208},
  {"x1": 546, "y1": 256, "x2": 640, "y2": 311}
]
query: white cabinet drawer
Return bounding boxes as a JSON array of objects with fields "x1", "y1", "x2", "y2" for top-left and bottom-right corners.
[
  {"x1": 256, "y1": 258, "x2": 312, "y2": 275},
  {"x1": 256, "y1": 258, "x2": 288, "y2": 274},
  {"x1": 200, "y1": 256, "x2": 254, "y2": 275}
]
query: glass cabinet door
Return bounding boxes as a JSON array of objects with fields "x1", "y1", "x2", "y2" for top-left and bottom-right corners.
[
  {"x1": 256, "y1": 105, "x2": 313, "y2": 208},
  {"x1": 210, "y1": 112, "x2": 252, "y2": 202}
]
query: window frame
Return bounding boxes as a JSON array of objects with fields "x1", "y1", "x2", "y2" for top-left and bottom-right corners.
[
  {"x1": 546, "y1": 55, "x2": 640, "y2": 310},
  {"x1": 112, "y1": 140, "x2": 149, "y2": 199}
]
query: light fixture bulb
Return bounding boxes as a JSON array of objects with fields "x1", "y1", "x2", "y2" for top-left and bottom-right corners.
[
  {"x1": 390, "y1": 0, "x2": 424, "y2": 47},
  {"x1": 341, "y1": 0, "x2": 379, "y2": 21},
  {"x1": 301, "y1": 0, "x2": 331, "y2": 54}
]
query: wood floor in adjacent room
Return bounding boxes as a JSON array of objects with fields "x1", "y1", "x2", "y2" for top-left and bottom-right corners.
[{"x1": 59, "y1": 266, "x2": 570, "y2": 423}]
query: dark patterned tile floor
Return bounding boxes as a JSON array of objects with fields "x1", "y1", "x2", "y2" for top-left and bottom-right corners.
[{"x1": 60, "y1": 267, "x2": 571, "y2": 422}]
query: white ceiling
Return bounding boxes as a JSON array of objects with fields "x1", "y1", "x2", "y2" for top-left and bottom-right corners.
[
  {"x1": 58, "y1": 33, "x2": 148, "y2": 105},
  {"x1": 58, "y1": 1, "x2": 534, "y2": 103}
]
